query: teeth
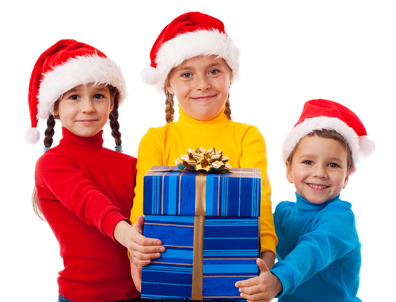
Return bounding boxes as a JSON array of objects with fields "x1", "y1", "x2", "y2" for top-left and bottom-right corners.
[{"x1": 308, "y1": 184, "x2": 328, "y2": 189}]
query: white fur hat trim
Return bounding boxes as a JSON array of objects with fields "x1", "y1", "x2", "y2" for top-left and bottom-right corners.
[
  {"x1": 141, "y1": 30, "x2": 240, "y2": 92},
  {"x1": 37, "y1": 54, "x2": 127, "y2": 120}
]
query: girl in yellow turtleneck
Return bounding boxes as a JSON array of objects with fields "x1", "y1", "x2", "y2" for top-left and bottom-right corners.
[{"x1": 127, "y1": 12, "x2": 277, "y2": 293}]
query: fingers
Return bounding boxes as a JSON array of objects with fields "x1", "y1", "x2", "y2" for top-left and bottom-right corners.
[
  {"x1": 133, "y1": 215, "x2": 145, "y2": 234},
  {"x1": 240, "y1": 290, "x2": 273, "y2": 302},
  {"x1": 236, "y1": 278, "x2": 273, "y2": 302},
  {"x1": 257, "y1": 258, "x2": 270, "y2": 273},
  {"x1": 130, "y1": 257, "x2": 142, "y2": 292},
  {"x1": 129, "y1": 216, "x2": 165, "y2": 266}
]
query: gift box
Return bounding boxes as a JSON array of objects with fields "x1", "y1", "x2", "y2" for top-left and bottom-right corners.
[{"x1": 141, "y1": 166, "x2": 261, "y2": 301}]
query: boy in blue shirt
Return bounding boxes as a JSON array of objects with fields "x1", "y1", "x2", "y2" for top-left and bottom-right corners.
[{"x1": 236, "y1": 99, "x2": 375, "y2": 301}]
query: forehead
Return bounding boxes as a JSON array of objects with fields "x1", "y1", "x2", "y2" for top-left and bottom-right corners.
[
  {"x1": 175, "y1": 55, "x2": 228, "y2": 69},
  {"x1": 64, "y1": 82, "x2": 109, "y2": 93},
  {"x1": 295, "y1": 135, "x2": 347, "y2": 157}
]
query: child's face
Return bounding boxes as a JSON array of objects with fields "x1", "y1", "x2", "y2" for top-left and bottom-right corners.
[
  {"x1": 54, "y1": 83, "x2": 114, "y2": 138},
  {"x1": 286, "y1": 135, "x2": 351, "y2": 204},
  {"x1": 166, "y1": 55, "x2": 232, "y2": 121}
]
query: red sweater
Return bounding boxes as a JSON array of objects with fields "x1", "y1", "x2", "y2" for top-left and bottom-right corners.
[{"x1": 35, "y1": 128, "x2": 138, "y2": 302}]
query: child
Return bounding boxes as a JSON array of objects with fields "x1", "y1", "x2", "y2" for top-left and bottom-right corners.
[
  {"x1": 128, "y1": 11, "x2": 278, "y2": 291},
  {"x1": 236, "y1": 99, "x2": 375, "y2": 301},
  {"x1": 25, "y1": 39, "x2": 140, "y2": 302}
]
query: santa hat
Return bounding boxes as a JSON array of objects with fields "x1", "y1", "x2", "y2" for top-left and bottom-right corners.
[
  {"x1": 282, "y1": 99, "x2": 375, "y2": 167},
  {"x1": 141, "y1": 11, "x2": 239, "y2": 92},
  {"x1": 24, "y1": 39, "x2": 126, "y2": 144}
]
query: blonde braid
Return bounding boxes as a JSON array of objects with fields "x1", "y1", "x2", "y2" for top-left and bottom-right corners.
[
  {"x1": 224, "y1": 94, "x2": 232, "y2": 120},
  {"x1": 165, "y1": 89, "x2": 175, "y2": 123}
]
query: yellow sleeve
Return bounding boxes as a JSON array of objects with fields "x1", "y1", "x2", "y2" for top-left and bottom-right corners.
[
  {"x1": 240, "y1": 126, "x2": 278, "y2": 256},
  {"x1": 130, "y1": 128, "x2": 164, "y2": 224}
]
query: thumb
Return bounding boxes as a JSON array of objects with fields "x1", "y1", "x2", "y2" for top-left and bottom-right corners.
[
  {"x1": 257, "y1": 258, "x2": 270, "y2": 274},
  {"x1": 133, "y1": 215, "x2": 145, "y2": 234}
]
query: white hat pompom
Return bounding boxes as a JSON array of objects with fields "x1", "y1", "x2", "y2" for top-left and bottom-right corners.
[
  {"x1": 359, "y1": 136, "x2": 376, "y2": 158},
  {"x1": 24, "y1": 127, "x2": 40, "y2": 144},
  {"x1": 141, "y1": 66, "x2": 160, "y2": 86}
]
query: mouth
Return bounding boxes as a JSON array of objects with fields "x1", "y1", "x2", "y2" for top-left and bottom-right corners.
[
  {"x1": 191, "y1": 94, "x2": 217, "y2": 102},
  {"x1": 306, "y1": 183, "x2": 330, "y2": 190},
  {"x1": 76, "y1": 119, "x2": 98, "y2": 124}
]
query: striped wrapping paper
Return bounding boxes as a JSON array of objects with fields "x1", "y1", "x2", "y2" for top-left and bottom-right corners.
[
  {"x1": 141, "y1": 167, "x2": 261, "y2": 301},
  {"x1": 143, "y1": 166, "x2": 261, "y2": 217}
]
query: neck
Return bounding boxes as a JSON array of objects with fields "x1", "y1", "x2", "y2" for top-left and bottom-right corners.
[
  {"x1": 60, "y1": 127, "x2": 104, "y2": 149},
  {"x1": 177, "y1": 106, "x2": 229, "y2": 128}
]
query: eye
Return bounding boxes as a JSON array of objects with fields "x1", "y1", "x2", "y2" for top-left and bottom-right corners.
[
  {"x1": 209, "y1": 69, "x2": 220, "y2": 75},
  {"x1": 302, "y1": 160, "x2": 313, "y2": 165},
  {"x1": 93, "y1": 94, "x2": 105, "y2": 99},
  {"x1": 69, "y1": 94, "x2": 79, "y2": 100},
  {"x1": 181, "y1": 72, "x2": 193, "y2": 78},
  {"x1": 328, "y1": 163, "x2": 340, "y2": 168}
]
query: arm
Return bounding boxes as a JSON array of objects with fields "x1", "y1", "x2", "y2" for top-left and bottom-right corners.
[
  {"x1": 240, "y1": 126, "x2": 277, "y2": 257},
  {"x1": 114, "y1": 217, "x2": 164, "y2": 293},
  {"x1": 35, "y1": 152, "x2": 127, "y2": 240},
  {"x1": 128, "y1": 129, "x2": 166, "y2": 289},
  {"x1": 270, "y1": 207, "x2": 360, "y2": 297}
]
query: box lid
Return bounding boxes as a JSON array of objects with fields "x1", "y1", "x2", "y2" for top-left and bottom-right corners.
[{"x1": 143, "y1": 166, "x2": 261, "y2": 217}]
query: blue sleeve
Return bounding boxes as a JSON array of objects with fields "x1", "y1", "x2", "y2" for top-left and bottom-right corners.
[{"x1": 271, "y1": 204, "x2": 360, "y2": 297}]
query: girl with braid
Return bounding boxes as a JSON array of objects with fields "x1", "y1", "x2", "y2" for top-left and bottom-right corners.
[
  {"x1": 129, "y1": 12, "x2": 277, "y2": 292},
  {"x1": 24, "y1": 39, "x2": 141, "y2": 302}
]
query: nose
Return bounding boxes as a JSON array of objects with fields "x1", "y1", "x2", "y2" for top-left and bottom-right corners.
[
  {"x1": 80, "y1": 98, "x2": 95, "y2": 113},
  {"x1": 313, "y1": 164, "x2": 327, "y2": 178},
  {"x1": 195, "y1": 74, "x2": 211, "y2": 91}
]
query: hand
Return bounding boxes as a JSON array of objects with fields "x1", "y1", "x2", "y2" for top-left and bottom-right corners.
[
  {"x1": 235, "y1": 258, "x2": 282, "y2": 302},
  {"x1": 114, "y1": 216, "x2": 165, "y2": 267},
  {"x1": 129, "y1": 215, "x2": 165, "y2": 266},
  {"x1": 130, "y1": 256, "x2": 142, "y2": 292}
]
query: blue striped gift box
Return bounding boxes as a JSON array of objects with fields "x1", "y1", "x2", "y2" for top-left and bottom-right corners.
[
  {"x1": 142, "y1": 215, "x2": 259, "y2": 300},
  {"x1": 141, "y1": 167, "x2": 261, "y2": 300}
]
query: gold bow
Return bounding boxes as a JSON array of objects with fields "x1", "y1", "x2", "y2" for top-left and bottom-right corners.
[{"x1": 175, "y1": 147, "x2": 232, "y2": 172}]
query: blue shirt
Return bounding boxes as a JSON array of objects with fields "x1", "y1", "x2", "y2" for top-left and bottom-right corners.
[{"x1": 271, "y1": 193, "x2": 361, "y2": 302}]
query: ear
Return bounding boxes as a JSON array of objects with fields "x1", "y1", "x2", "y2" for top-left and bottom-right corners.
[
  {"x1": 343, "y1": 170, "x2": 353, "y2": 189},
  {"x1": 165, "y1": 80, "x2": 174, "y2": 95},
  {"x1": 285, "y1": 160, "x2": 294, "y2": 184}
]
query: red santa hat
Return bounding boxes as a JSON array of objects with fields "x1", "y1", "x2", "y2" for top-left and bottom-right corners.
[
  {"x1": 282, "y1": 99, "x2": 375, "y2": 167},
  {"x1": 141, "y1": 11, "x2": 240, "y2": 92},
  {"x1": 24, "y1": 39, "x2": 127, "y2": 144}
]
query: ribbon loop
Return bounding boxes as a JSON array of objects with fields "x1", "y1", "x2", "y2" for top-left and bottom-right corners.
[{"x1": 175, "y1": 147, "x2": 232, "y2": 172}]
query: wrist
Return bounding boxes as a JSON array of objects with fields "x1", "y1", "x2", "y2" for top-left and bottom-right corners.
[{"x1": 114, "y1": 220, "x2": 131, "y2": 248}]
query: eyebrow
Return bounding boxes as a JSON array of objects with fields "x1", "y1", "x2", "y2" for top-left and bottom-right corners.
[
  {"x1": 64, "y1": 86, "x2": 109, "y2": 94},
  {"x1": 176, "y1": 62, "x2": 223, "y2": 71}
]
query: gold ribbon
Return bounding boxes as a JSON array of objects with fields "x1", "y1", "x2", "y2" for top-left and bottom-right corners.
[
  {"x1": 191, "y1": 172, "x2": 206, "y2": 299},
  {"x1": 175, "y1": 147, "x2": 232, "y2": 172}
]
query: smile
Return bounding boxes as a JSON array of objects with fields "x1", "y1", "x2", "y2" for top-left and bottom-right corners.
[
  {"x1": 307, "y1": 183, "x2": 329, "y2": 189},
  {"x1": 191, "y1": 94, "x2": 216, "y2": 102},
  {"x1": 76, "y1": 119, "x2": 98, "y2": 123}
]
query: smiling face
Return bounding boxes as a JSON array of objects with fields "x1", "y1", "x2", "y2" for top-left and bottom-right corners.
[
  {"x1": 286, "y1": 135, "x2": 351, "y2": 204},
  {"x1": 165, "y1": 55, "x2": 232, "y2": 121},
  {"x1": 54, "y1": 83, "x2": 114, "y2": 138}
]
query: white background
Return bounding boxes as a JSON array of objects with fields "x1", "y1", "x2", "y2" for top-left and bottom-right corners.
[{"x1": 1, "y1": 1, "x2": 394, "y2": 301}]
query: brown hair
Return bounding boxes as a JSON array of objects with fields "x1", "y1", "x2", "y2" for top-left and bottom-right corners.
[
  {"x1": 32, "y1": 84, "x2": 122, "y2": 220},
  {"x1": 286, "y1": 129, "x2": 354, "y2": 173}
]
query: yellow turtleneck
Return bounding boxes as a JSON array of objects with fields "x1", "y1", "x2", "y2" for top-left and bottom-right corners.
[{"x1": 131, "y1": 107, "x2": 277, "y2": 255}]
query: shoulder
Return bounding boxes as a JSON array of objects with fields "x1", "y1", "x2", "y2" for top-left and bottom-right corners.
[
  {"x1": 313, "y1": 200, "x2": 358, "y2": 238},
  {"x1": 230, "y1": 121, "x2": 263, "y2": 134},
  {"x1": 274, "y1": 201, "x2": 295, "y2": 216},
  {"x1": 140, "y1": 123, "x2": 173, "y2": 141},
  {"x1": 320, "y1": 199, "x2": 355, "y2": 221},
  {"x1": 229, "y1": 121, "x2": 266, "y2": 145},
  {"x1": 35, "y1": 147, "x2": 72, "y2": 169}
]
